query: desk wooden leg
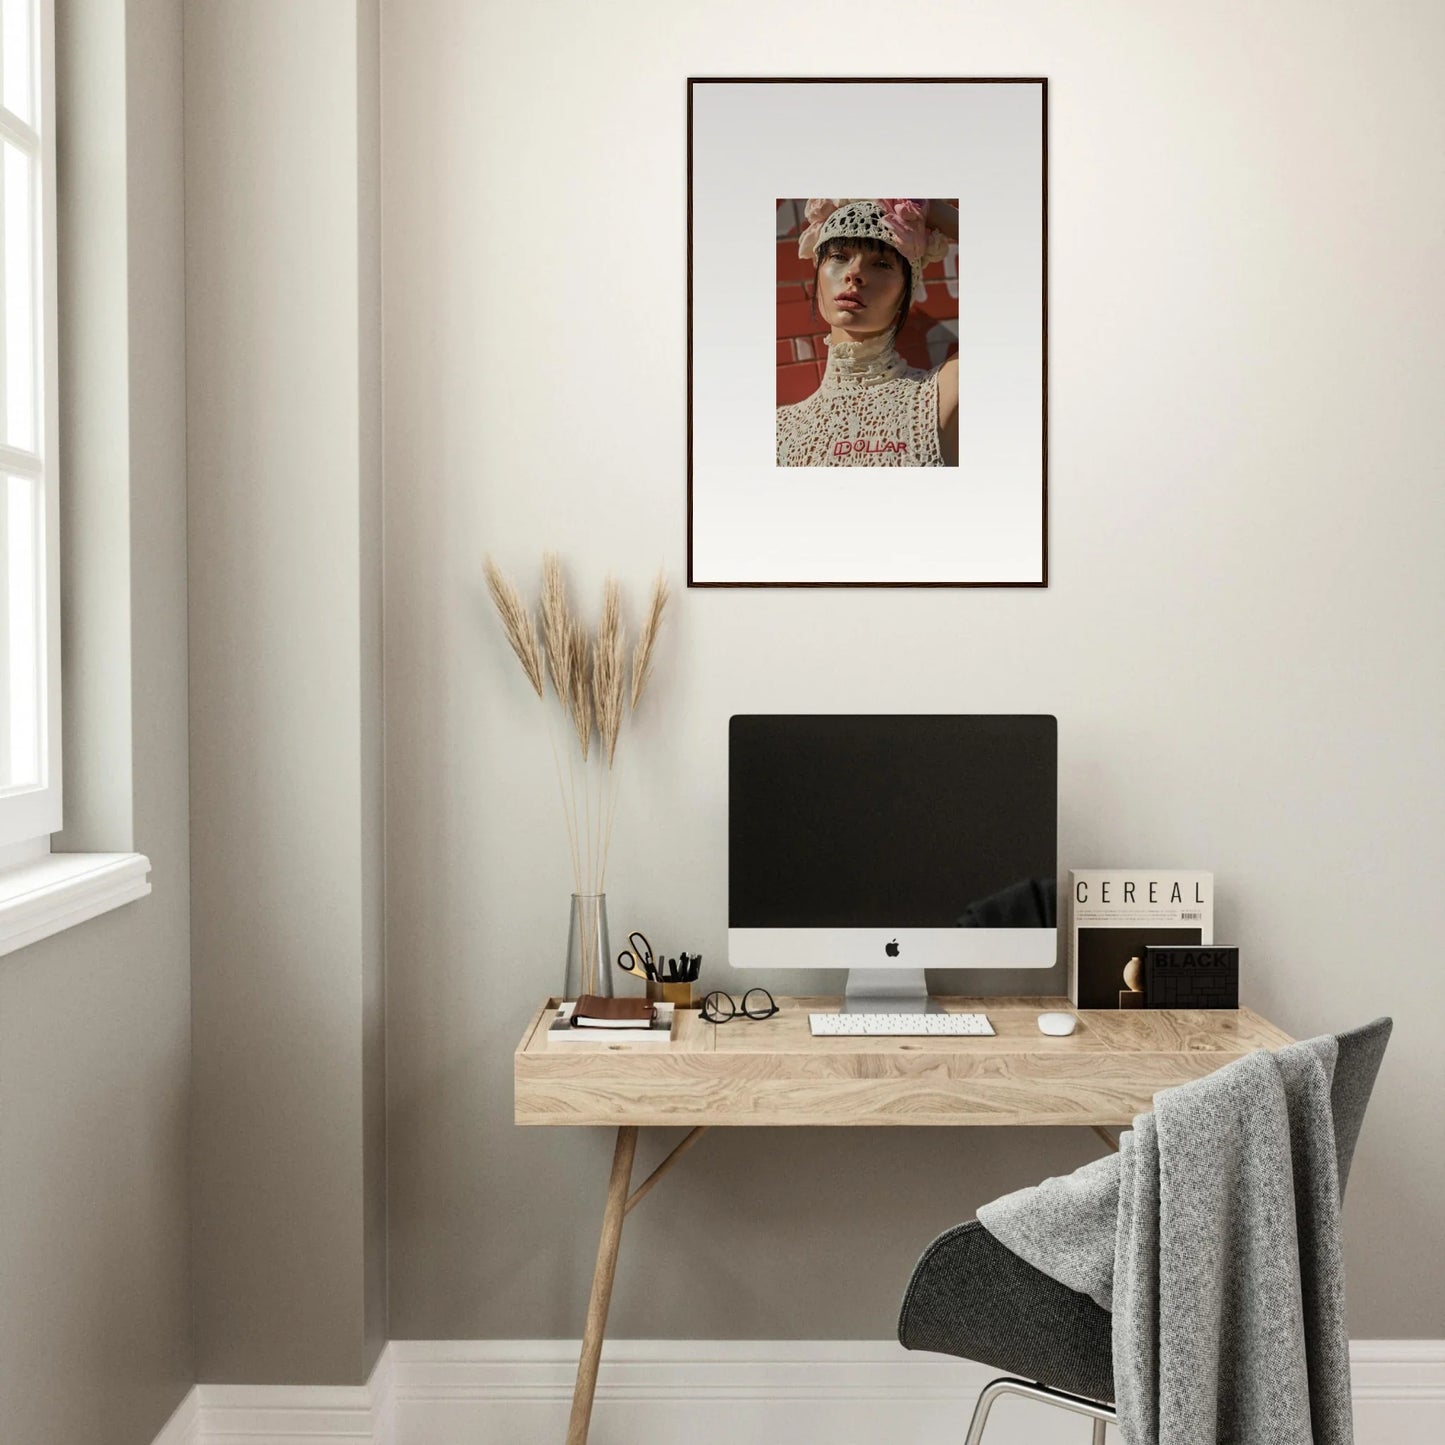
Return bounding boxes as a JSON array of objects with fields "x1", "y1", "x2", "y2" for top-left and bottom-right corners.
[
  {"x1": 626, "y1": 1125, "x2": 707, "y2": 1216},
  {"x1": 566, "y1": 1125, "x2": 638, "y2": 1445}
]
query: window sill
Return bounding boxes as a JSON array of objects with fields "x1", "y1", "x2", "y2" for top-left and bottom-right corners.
[{"x1": 0, "y1": 852, "x2": 152, "y2": 959}]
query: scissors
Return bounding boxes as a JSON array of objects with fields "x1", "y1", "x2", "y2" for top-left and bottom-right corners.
[{"x1": 616, "y1": 931, "x2": 656, "y2": 981}]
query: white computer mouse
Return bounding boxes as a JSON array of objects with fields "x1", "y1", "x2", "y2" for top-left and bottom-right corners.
[{"x1": 1037, "y1": 1011, "x2": 1078, "y2": 1037}]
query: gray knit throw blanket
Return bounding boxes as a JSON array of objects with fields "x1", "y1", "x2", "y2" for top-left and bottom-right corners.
[{"x1": 978, "y1": 1037, "x2": 1353, "y2": 1445}]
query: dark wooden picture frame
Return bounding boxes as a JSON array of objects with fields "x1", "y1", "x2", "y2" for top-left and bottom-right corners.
[{"x1": 687, "y1": 77, "x2": 1049, "y2": 588}]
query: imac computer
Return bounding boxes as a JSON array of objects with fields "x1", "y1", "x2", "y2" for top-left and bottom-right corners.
[{"x1": 728, "y1": 714, "x2": 1058, "y2": 1014}]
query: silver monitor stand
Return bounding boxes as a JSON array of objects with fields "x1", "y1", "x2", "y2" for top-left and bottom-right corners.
[{"x1": 840, "y1": 968, "x2": 942, "y2": 1014}]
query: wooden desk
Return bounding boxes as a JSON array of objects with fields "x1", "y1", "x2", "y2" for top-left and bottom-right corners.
[{"x1": 514, "y1": 996, "x2": 1292, "y2": 1444}]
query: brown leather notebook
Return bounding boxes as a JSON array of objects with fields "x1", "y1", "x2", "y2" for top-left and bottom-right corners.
[{"x1": 572, "y1": 995, "x2": 656, "y2": 1027}]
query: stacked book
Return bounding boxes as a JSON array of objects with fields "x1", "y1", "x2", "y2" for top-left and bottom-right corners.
[
  {"x1": 546, "y1": 996, "x2": 676, "y2": 1045},
  {"x1": 1069, "y1": 869, "x2": 1214, "y2": 1009}
]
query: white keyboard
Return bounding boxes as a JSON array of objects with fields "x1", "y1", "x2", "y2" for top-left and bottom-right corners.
[{"x1": 809, "y1": 1012, "x2": 994, "y2": 1037}]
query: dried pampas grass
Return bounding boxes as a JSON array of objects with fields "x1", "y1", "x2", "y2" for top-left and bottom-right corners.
[
  {"x1": 484, "y1": 554, "x2": 669, "y2": 895},
  {"x1": 484, "y1": 558, "x2": 544, "y2": 699},
  {"x1": 540, "y1": 553, "x2": 570, "y2": 703},
  {"x1": 593, "y1": 579, "x2": 626, "y2": 767},
  {"x1": 631, "y1": 570, "x2": 669, "y2": 712},
  {"x1": 566, "y1": 619, "x2": 593, "y2": 763}
]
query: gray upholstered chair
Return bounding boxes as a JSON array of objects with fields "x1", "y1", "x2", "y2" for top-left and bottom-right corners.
[{"x1": 897, "y1": 1018, "x2": 1392, "y2": 1443}]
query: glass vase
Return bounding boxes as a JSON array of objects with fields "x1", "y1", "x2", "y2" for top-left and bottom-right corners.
[{"x1": 564, "y1": 893, "x2": 612, "y2": 1001}]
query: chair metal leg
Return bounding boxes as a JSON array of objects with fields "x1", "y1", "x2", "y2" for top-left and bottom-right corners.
[
  {"x1": 962, "y1": 1378, "x2": 1012, "y2": 1445},
  {"x1": 963, "y1": 1377, "x2": 1116, "y2": 1445}
]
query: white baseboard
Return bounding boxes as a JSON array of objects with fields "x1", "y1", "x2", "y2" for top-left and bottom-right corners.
[
  {"x1": 147, "y1": 1350, "x2": 391, "y2": 1445},
  {"x1": 150, "y1": 1387, "x2": 200, "y2": 1445},
  {"x1": 152, "y1": 1339, "x2": 1445, "y2": 1445}
]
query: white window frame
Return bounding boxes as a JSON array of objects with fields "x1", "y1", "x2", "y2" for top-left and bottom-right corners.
[
  {"x1": 0, "y1": 0, "x2": 149, "y2": 955},
  {"x1": 0, "y1": 0, "x2": 60, "y2": 850}
]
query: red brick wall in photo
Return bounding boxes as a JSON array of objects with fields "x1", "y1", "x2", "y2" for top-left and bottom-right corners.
[{"x1": 776, "y1": 199, "x2": 960, "y2": 408}]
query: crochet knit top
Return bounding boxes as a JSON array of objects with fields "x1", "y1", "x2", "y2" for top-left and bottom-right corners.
[{"x1": 776, "y1": 332, "x2": 944, "y2": 468}]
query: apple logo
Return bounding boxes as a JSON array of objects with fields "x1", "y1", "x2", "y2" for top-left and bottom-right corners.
[{"x1": 885, "y1": 939, "x2": 900, "y2": 957}]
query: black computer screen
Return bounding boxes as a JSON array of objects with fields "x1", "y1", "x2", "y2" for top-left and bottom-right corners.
[{"x1": 728, "y1": 715, "x2": 1057, "y2": 928}]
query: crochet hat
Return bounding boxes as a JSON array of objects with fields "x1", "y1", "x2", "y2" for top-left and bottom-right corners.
[{"x1": 798, "y1": 199, "x2": 951, "y2": 304}]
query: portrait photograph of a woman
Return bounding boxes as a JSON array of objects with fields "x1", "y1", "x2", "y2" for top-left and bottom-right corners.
[{"x1": 776, "y1": 198, "x2": 960, "y2": 468}]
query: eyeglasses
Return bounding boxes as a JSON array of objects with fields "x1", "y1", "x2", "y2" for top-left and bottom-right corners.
[{"x1": 700, "y1": 988, "x2": 779, "y2": 1023}]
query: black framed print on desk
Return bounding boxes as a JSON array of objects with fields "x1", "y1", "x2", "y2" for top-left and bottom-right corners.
[{"x1": 687, "y1": 78, "x2": 1048, "y2": 588}]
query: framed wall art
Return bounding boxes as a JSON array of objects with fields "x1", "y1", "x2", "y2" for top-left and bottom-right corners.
[{"x1": 687, "y1": 78, "x2": 1047, "y2": 587}]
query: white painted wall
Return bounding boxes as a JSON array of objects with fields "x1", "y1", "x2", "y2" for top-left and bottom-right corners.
[{"x1": 382, "y1": 0, "x2": 1445, "y2": 1342}]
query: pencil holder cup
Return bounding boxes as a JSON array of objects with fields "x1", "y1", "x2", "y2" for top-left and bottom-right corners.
[{"x1": 648, "y1": 979, "x2": 693, "y2": 1009}]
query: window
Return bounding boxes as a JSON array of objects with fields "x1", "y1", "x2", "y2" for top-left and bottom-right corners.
[
  {"x1": 0, "y1": 0, "x2": 58, "y2": 855},
  {"x1": 0, "y1": 0, "x2": 149, "y2": 949}
]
